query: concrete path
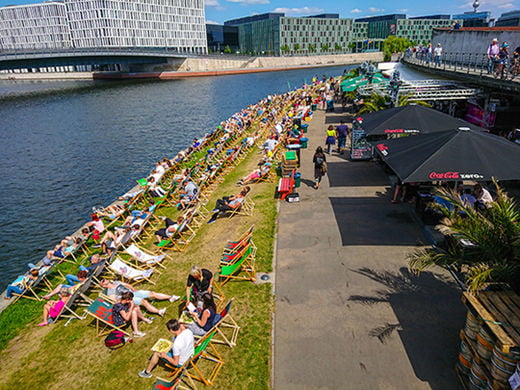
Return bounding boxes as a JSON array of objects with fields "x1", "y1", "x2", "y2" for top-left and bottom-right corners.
[{"x1": 273, "y1": 107, "x2": 466, "y2": 390}]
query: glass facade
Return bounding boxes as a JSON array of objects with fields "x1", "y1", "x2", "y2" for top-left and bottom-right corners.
[{"x1": 396, "y1": 18, "x2": 460, "y2": 44}]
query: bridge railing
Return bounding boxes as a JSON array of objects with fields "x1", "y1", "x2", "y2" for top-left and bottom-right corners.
[{"x1": 403, "y1": 51, "x2": 495, "y2": 77}]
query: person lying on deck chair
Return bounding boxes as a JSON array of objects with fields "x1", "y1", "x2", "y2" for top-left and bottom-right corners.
[
  {"x1": 98, "y1": 227, "x2": 138, "y2": 255},
  {"x1": 237, "y1": 163, "x2": 271, "y2": 186},
  {"x1": 147, "y1": 177, "x2": 167, "y2": 198},
  {"x1": 207, "y1": 186, "x2": 250, "y2": 224},
  {"x1": 112, "y1": 291, "x2": 150, "y2": 338},
  {"x1": 138, "y1": 319, "x2": 194, "y2": 378},
  {"x1": 100, "y1": 279, "x2": 179, "y2": 317},
  {"x1": 154, "y1": 216, "x2": 184, "y2": 244},
  {"x1": 42, "y1": 270, "x2": 88, "y2": 300},
  {"x1": 51, "y1": 237, "x2": 83, "y2": 259},
  {"x1": 5, "y1": 269, "x2": 39, "y2": 299},
  {"x1": 94, "y1": 203, "x2": 128, "y2": 219},
  {"x1": 38, "y1": 287, "x2": 71, "y2": 326}
]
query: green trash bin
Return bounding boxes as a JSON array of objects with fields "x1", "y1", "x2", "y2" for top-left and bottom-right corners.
[
  {"x1": 294, "y1": 172, "x2": 301, "y2": 188},
  {"x1": 300, "y1": 137, "x2": 308, "y2": 148},
  {"x1": 311, "y1": 103, "x2": 317, "y2": 111},
  {"x1": 301, "y1": 124, "x2": 309, "y2": 133}
]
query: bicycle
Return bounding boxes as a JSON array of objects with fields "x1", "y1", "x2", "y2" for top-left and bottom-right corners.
[
  {"x1": 494, "y1": 59, "x2": 508, "y2": 80},
  {"x1": 509, "y1": 57, "x2": 520, "y2": 79}
]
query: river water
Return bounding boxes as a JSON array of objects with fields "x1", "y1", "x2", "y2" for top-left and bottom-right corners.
[{"x1": 0, "y1": 64, "x2": 358, "y2": 290}]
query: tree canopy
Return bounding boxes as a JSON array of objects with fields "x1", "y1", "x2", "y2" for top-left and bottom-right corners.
[{"x1": 383, "y1": 36, "x2": 412, "y2": 61}]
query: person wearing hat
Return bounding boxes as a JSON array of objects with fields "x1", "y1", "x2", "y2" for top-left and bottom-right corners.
[{"x1": 487, "y1": 38, "x2": 500, "y2": 74}]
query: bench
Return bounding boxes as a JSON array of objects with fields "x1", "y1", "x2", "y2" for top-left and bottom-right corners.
[{"x1": 278, "y1": 170, "x2": 295, "y2": 200}]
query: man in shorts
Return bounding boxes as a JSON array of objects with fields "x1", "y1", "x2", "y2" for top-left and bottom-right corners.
[
  {"x1": 335, "y1": 121, "x2": 350, "y2": 154},
  {"x1": 138, "y1": 319, "x2": 194, "y2": 378}
]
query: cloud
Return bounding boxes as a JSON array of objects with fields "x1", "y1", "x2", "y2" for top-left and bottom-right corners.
[
  {"x1": 350, "y1": 8, "x2": 362, "y2": 13},
  {"x1": 498, "y1": 2, "x2": 515, "y2": 7},
  {"x1": 205, "y1": 0, "x2": 220, "y2": 6},
  {"x1": 273, "y1": 6, "x2": 325, "y2": 15},
  {"x1": 368, "y1": 7, "x2": 385, "y2": 12},
  {"x1": 206, "y1": 20, "x2": 220, "y2": 24},
  {"x1": 227, "y1": 0, "x2": 270, "y2": 4},
  {"x1": 397, "y1": 8, "x2": 408, "y2": 12}
]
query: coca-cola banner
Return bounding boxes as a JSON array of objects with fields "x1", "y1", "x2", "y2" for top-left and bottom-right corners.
[{"x1": 428, "y1": 172, "x2": 484, "y2": 180}]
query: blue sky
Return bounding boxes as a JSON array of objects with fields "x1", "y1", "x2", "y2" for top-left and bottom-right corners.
[{"x1": 0, "y1": 0, "x2": 515, "y2": 23}]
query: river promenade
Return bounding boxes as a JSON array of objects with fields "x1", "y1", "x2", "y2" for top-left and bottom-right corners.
[{"x1": 273, "y1": 106, "x2": 466, "y2": 389}]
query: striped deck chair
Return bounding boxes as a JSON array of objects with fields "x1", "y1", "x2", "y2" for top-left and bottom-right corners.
[
  {"x1": 217, "y1": 245, "x2": 256, "y2": 285},
  {"x1": 85, "y1": 296, "x2": 131, "y2": 337},
  {"x1": 221, "y1": 241, "x2": 256, "y2": 265},
  {"x1": 185, "y1": 331, "x2": 224, "y2": 386},
  {"x1": 107, "y1": 257, "x2": 157, "y2": 285},
  {"x1": 124, "y1": 243, "x2": 167, "y2": 269},
  {"x1": 10, "y1": 265, "x2": 54, "y2": 303},
  {"x1": 154, "y1": 359, "x2": 196, "y2": 390},
  {"x1": 223, "y1": 225, "x2": 254, "y2": 254},
  {"x1": 208, "y1": 299, "x2": 240, "y2": 348}
]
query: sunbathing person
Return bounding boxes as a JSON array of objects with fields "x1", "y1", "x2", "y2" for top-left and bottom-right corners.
[
  {"x1": 94, "y1": 203, "x2": 128, "y2": 219},
  {"x1": 100, "y1": 279, "x2": 179, "y2": 317},
  {"x1": 112, "y1": 291, "x2": 150, "y2": 338},
  {"x1": 85, "y1": 213, "x2": 105, "y2": 240},
  {"x1": 98, "y1": 229, "x2": 131, "y2": 255},
  {"x1": 52, "y1": 237, "x2": 83, "y2": 259},
  {"x1": 5, "y1": 269, "x2": 40, "y2": 299},
  {"x1": 186, "y1": 266, "x2": 214, "y2": 306},
  {"x1": 138, "y1": 319, "x2": 194, "y2": 378},
  {"x1": 207, "y1": 186, "x2": 250, "y2": 224},
  {"x1": 155, "y1": 216, "x2": 184, "y2": 243},
  {"x1": 121, "y1": 204, "x2": 154, "y2": 227},
  {"x1": 42, "y1": 270, "x2": 88, "y2": 300},
  {"x1": 119, "y1": 189, "x2": 143, "y2": 202},
  {"x1": 147, "y1": 177, "x2": 167, "y2": 198},
  {"x1": 38, "y1": 287, "x2": 71, "y2": 326},
  {"x1": 238, "y1": 164, "x2": 271, "y2": 186},
  {"x1": 186, "y1": 293, "x2": 220, "y2": 336}
]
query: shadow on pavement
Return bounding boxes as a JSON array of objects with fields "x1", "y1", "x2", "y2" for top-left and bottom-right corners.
[
  {"x1": 349, "y1": 267, "x2": 465, "y2": 390},
  {"x1": 330, "y1": 196, "x2": 426, "y2": 246},
  {"x1": 328, "y1": 161, "x2": 389, "y2": 187}
]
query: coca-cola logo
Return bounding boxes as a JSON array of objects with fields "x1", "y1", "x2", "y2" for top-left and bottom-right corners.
[
  {"x1": 429, "y1": 172, "x2": 484, "y2": 180},
  {"x1": 376, "y1": 143, "x2": 388, "y2": 156},
  {"x1": 384, "y1": 129, "x2": 405, "y2": 134}
]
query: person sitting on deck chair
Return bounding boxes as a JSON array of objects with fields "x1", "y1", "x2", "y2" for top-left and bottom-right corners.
[
  {"x1": 148, "y1": 177, "x2": 167, "y2": 198},
  {"x1": 177, "y1": 179, "x2": 198, "y2": 210},
  {"x1": 85, "y1": 213, "x2": 105, "y2": 240},
  {"x1": 113, "y1": 291, "x2": 150, "y2": 338},
  {"x1": 185, "y1": 266, "x2": 214, "y2": 308},
  {"x1": 207, "y1": 186, "x2": 250, "y2": 224},
  {"x1": 154, "y1": 216, "x2": 184, "y2": 244},
  {"x1": 38, "y1": 287, "x2": 71, "y2": 326},
  {"x1": 100, "y1": 279, "x2": 179, "y2": 317},
  {"x1": 186, "y1": 292, "x2": 220, "y2": 336},
  {"x1": 94, "y1": 203, "x2": 128, "y2": 219},
  {"x1": 138, "y1": 319, "x2": 194, "y2": 378},
  {"x1": 42, "y1": 270, "x2": 88, "y2": 300},
  {"x1": 5, "y1": 268, "x2": 40, "y2": 299},
  {"x1": 237, "y1": 164, "x2": 271, "y2": 186}
]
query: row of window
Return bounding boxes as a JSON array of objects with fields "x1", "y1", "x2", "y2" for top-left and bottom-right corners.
[
  {"x1": 71, "y1": 28, "x2": 204, "y2": 39},
  {"x1": 281, "y1": 18, "x2": 350, "y2": 26},
  {"x1": 281, "y1": 31, "x2": 349, "y2": 38},
  {"x1": 0, "y1": 18, "x2": 69, "y2": 29},
  {"x1": 0, "y1": 4, "x2": 67, "y2": 20},
  {"x1": 68, "y1": 18, "x2": 203, "y2": 31},
  {"x1": 71, "y1": 36, "x2": 206, "y2": 48}
]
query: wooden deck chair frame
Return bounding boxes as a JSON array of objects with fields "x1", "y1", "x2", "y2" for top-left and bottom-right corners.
[
  {"x1": 209, "y1": 299, "x2": 240, "y2": 348},
  {"x1": 85, "y1": 296, "x2": 132, "y2": 337},
  {"x1": 10, "y1": 265, "x2": 55, "y2": 303},
  {"x1": 105, "y1": 256, "x2": 157, "y2": 286},
  {"x1": 52, "y1": 279, "x2": 94, "y2": 322},
  {"x1": 221, "y1": 241, "x2": 256, "y2": 266},
  {"x1": 226, "y1": 197, "x2": 255, "y2": 219},
  {"x1": 185, "y1": 331, "x2": 224, "y2": 386},
  {"x1": 155, "y1": 359, "x2": 197, "y2": 390},
  {"x1": 223, "y1": 225, "x2": 255, "y2": 254},
  {"x1": 217, "y1": 245, "x2": 256, "y2": 284}
]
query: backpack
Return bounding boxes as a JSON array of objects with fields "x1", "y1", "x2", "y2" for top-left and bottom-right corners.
[{"x1": 104, "y1": 330, "x2": 126, "y2": 350}]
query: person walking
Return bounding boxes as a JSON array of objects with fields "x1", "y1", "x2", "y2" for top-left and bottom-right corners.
[
  {"x1": 312, "y1": 146, "x2": 327, "y2": 190},
  {"x1": 325, "y1": 125, "x2": 336, "y2": 154},
  {"x1": 486, "y1": 38, "x2": 500, "y2": 74},
  {"x1": 433, "y1": 43, "x2": 443, "y2": 67},
  {"x1": 425, "y1": 43, "x2": 433, "y2": 65}
]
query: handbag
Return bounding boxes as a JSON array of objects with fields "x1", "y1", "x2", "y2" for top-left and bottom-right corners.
[{"x1": 321, "y1": 161, "x2": 328, "y2": 174}]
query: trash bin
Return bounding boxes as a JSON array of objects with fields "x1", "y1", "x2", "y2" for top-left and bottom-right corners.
[
  {"x1": 301, "y1": 124, "x2": 309, "y2": 133},
  {"x1": 294, "y1": 172, "x2": 301, "y2": 188},
  {"x1": 311, "y1": 103, "x2": 317, "y2": 111},
  {"x1": 300, "y1": 137, "x2": 308, "y2": 148}
]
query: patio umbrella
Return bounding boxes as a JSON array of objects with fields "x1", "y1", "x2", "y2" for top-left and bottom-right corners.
[
  {"x1": 341, "y1": 74, "x2": 387, "y2": 92},
  {"x1": 373, "y1": 127, "x2": 520, "y2": 183},
  {"x1": 356, "y1": 105, "x2": 487, "y2": 136}
]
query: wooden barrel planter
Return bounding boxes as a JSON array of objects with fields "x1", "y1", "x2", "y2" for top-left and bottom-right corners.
[
  {"x1": 490, "y1": 346, "x2": 520, "y2": 385},
  {"x1": 465, "y1": 310, "x2": 481, "y2": 341},
  {"x1": 476, "y1": 326, "x2": 495, "y2": 361}
]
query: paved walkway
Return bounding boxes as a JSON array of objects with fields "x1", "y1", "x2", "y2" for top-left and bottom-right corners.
[{"x1": 273, "y1": 107, "x2": 465, "y2": 390}]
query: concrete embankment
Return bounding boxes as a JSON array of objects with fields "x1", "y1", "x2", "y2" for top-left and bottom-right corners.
[{"x1": 0, "y1": 52, "x2": 383, "y2": 80}]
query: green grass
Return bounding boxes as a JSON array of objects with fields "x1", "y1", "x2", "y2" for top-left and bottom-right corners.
[{"x1": 0, "y1": 116, "x2": 280, "y2": 390}]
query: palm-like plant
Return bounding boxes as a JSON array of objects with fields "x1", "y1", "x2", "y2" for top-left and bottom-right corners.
[
  {"x1": 397, "y1": 93, "x2": 431, "y2": 108},
  {"x1": 408, "y1": 181, "x2": 520, "y2": 292},
  {"x1": 358, "y1": 93, "x2": 391, "y2": 113}
]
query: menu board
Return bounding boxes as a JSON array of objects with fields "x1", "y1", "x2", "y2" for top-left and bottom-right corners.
[{"x1": 350, "y1": 129, "x2": 373, "y2": 160}]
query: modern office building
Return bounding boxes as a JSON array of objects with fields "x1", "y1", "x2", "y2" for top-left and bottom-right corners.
[
  {"x1": 64, "y1": 0, "x2": 207, "y2": 53},
  {"x1": 0, "y1": 0, "x2": 207, "y2": 54},
  {"x1": 452, "y1": 11, "x2": 491, "y2": 27},
  {"x1": 225, "y1": 12, "x2": 374, "y2": 56},
  {"x1": 354, "y1": 14, "x2": 406, "y2": 39},
  {"x1": 495, "y1": 10, "x2": 520, "y2": 26},
  {"x1": 206, "y1": 24, "x2": 239, "y2": 52},
  {"x1": 396, "y1": 18, "x2": 459, "y2": 44},
  {"x1": 0, "y1": 2, "x2": 72, "y2": 50}
]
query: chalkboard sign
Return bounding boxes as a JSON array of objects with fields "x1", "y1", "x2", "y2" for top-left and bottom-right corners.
[{"x1": 350, "y1": 129, "x2": 373, "y2": 160}]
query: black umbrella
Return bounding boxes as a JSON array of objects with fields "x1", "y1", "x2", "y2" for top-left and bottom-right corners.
[
  {"x1": 356, "y1": 105, "x2": 487, "y2": 136},
  {"x1": 373, "y1": 127, "x2": 520, "y2": 182}
]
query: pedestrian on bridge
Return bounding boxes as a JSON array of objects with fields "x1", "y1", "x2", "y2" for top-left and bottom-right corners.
[
  {"x1": 486, "y1": 38, "x2": 500, "y2": 74},
  {"x1": 434, "y1": 43, "x2": 443, "y2": 67}
]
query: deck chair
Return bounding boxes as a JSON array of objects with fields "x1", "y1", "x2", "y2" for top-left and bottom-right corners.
[
  {"x1": 51, "y1": 278, "x2": 94, "y2": 322},
  {"x1": 221, "y1": 241, "x2": 256, "y2": 265},
  {"x1": 223, "y1": 225, "x2": 254, "y2": 253},
  {"x1": 124, "y1": 243, "x2": 167, "y2": 269},
  {"x1": 156, "y1": 219, "x2": 189, "y2": 252},
  {"x1": 185, "y1": 331, "x2": 224, "y2": 386},
  {"x1": 85, "y1": 296, "x2": 131, "y2": 337},
  {"x1": 107, "y1": 257, "x2": 157, "y2": 285},
  {"x1": 209, "y1": 299, "x2": 240, "y2": 348},
  {"x1": 155, "y1": 359, "x2": 196, "y2": 390},
  {"x1": 226, "y1": 196, "x2": 255, "y2": 218},
  {"x1": 10, "y1": 265, "x2": 54, "y2": 303},
  {"x1": 217, "y1": 245, "x2": 256, "y2": 284}
]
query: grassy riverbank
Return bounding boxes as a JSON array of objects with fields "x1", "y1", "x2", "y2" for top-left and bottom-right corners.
[{"x1": 0, "y1": 125, "x2": 279, "y2": 389}]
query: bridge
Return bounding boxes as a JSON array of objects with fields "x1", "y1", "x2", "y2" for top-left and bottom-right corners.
[
  {"x1": 401, "y1": 52, "x2": 520, "y2": 94},
  {"x1": 0, "y1": 47, "x2": 196, "y2": 70}
]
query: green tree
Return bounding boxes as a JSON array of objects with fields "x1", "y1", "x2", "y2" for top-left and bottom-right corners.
[
  {"x1": 383, "y1": 36, "x2": 412, "y2": 61},
  {"x1": 397, "y1": 93, "x2": 431, "y2": 107},
  {"x1": 223, "y1": 45, "x2": 231, "y2": 54},
  {"x1": 293, "y1": 43, "x2": 300, "y2": 52},
  {"x1": 321, "y1": 43, "x2": 330, "y2": 52},
  {"x1": 334, "y1": 43, "x2": 342, "y2": 51},
  {"x1": 408, "y1": 181, "x2": 520, "y2": 292},
  {"x1": 348, "y1": 42, "x2": 356, "y2": 52},
  {"x1": 308, "y1": 44, "x2": 316, "y2": 53},
  {"x1": 280, "y1": 44, "x2": 290, "y2": 54}
]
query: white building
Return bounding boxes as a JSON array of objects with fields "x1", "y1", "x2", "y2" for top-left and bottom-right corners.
[
  {"x1": 0, "y1": 0, "x2": 207, "y2": 54},
  {"x1": 0, "y1": 2, "x2": 72, "y2": 50},
  {"x1": 64, "y1": 0, "x2": 207, "y2": 53}
]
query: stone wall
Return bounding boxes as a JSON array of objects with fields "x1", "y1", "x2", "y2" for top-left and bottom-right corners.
[{"x1": 432, "y1": 29, "x2": 520, "y2": 56}]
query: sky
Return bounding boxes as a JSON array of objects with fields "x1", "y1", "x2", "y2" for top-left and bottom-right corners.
[{"x1": 0, "y1": 0, "x2": 516, "y2": 23}]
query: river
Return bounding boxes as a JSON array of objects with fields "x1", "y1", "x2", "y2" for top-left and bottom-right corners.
[{"x1": 0, "y1": 64, "x2": 360, "y2": 290}]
